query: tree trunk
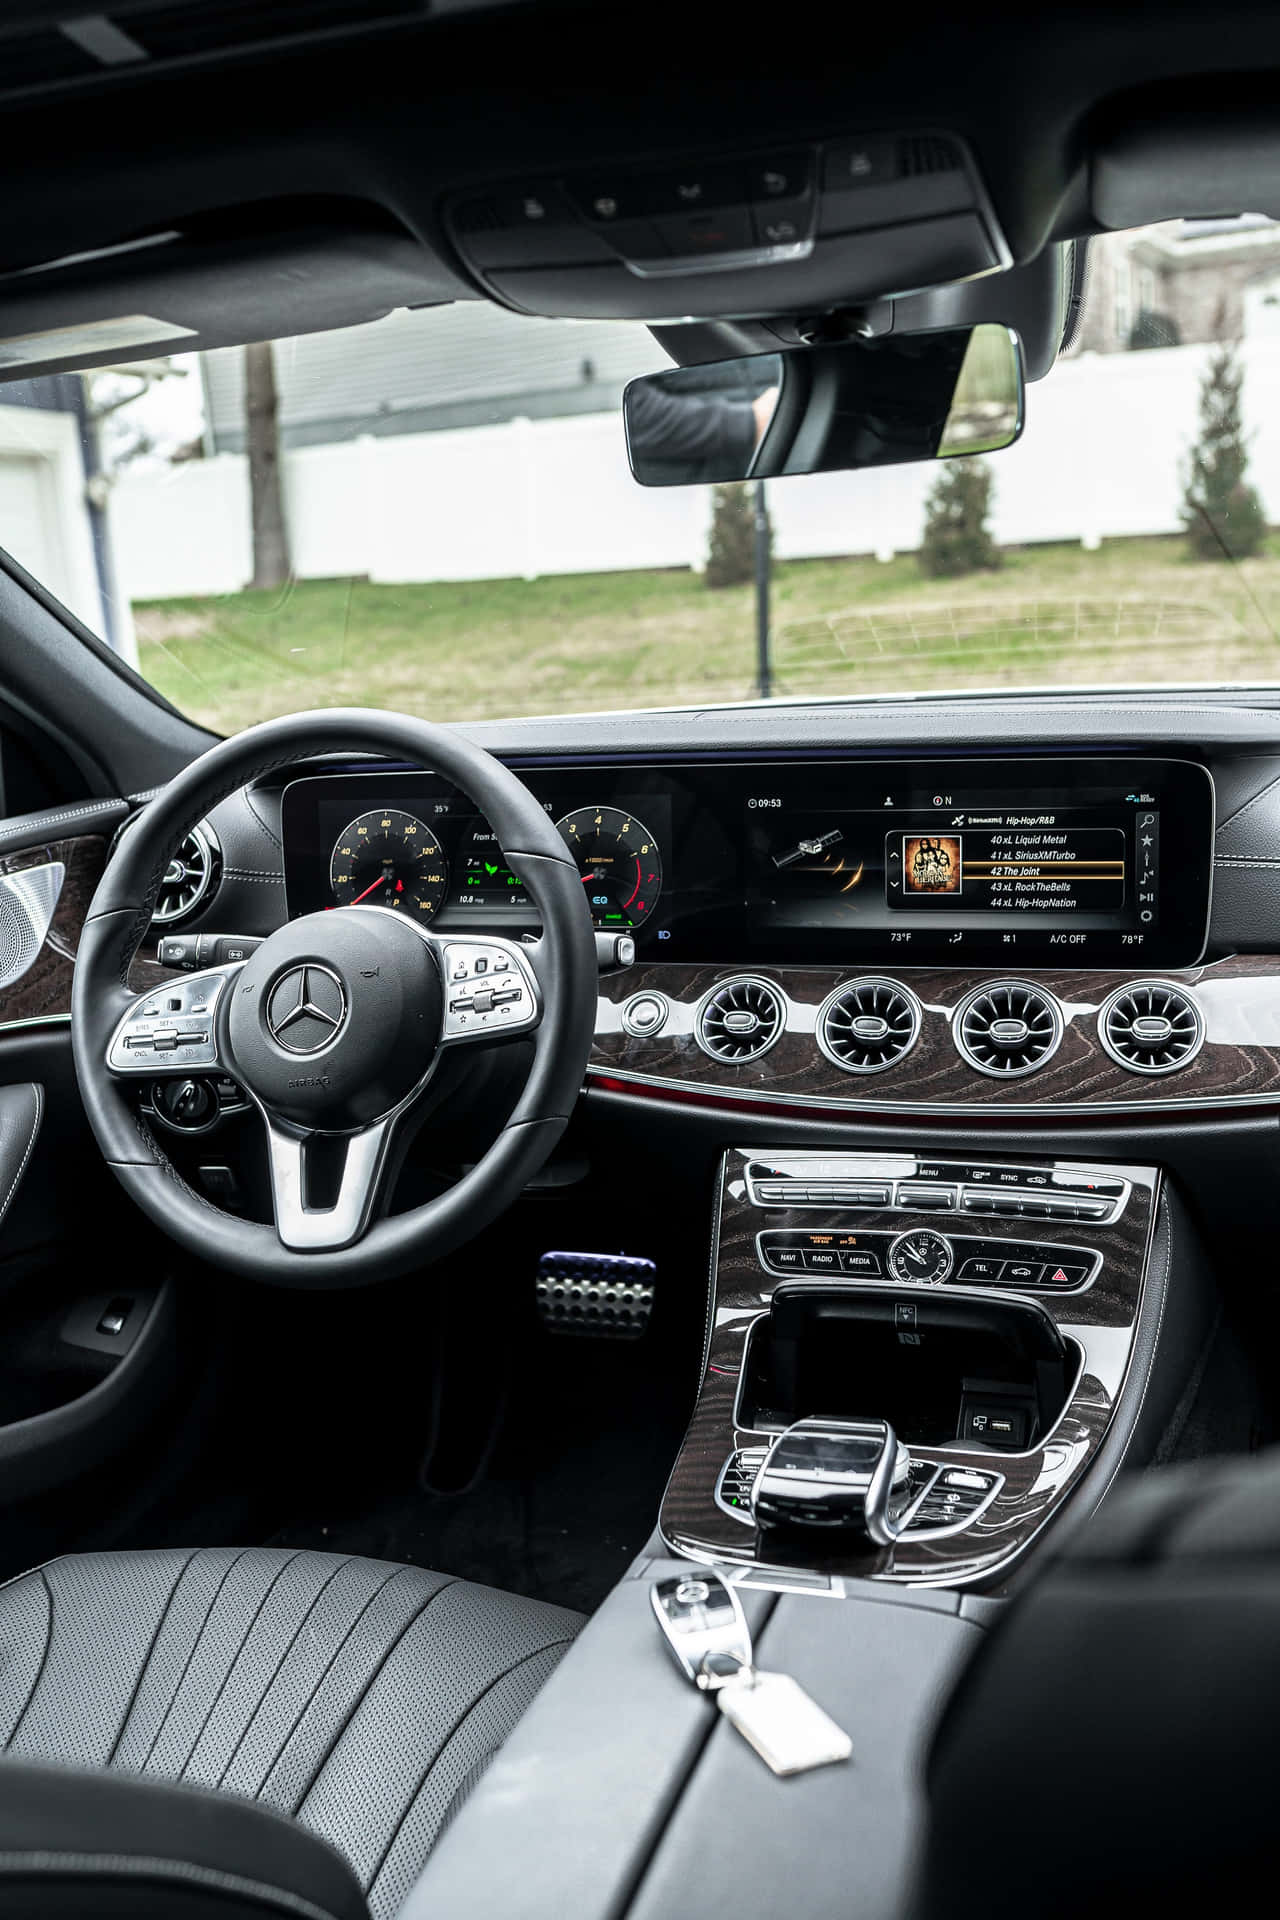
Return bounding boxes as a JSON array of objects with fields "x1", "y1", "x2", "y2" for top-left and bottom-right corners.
[{"x1": 244, "y1": 341, "x2": 290, "y2": 589}]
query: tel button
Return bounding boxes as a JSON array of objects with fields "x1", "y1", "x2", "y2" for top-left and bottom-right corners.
[{"x1": 957, "y1": 1257, "x2": 1006, "y2": 1283}]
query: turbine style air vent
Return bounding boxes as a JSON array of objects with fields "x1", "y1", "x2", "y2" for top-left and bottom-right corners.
[
  {"x1": 1098, "y1": 980, "x2": 1205, "y2": 1075},
  {"x1": 695, "y1": 976, "x2": 785, "y2": 1064},
  {"x1": 817, "y1": 977, "x2": 922, "y2": 1074},
  {"x1": 953, "y1": 980, "x2": 1064, "y2": 1079},
  {"x1": 151, "y1": 821, "x2": 220, "y2": 927}
]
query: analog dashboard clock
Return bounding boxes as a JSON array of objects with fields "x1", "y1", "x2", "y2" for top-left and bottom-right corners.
[
  {"x1": 886, "y1": 1228, "x2": 955, "y2": 1286},
  {"x1": 329, "y1": 809, "x2": 449, "y2": 921}
]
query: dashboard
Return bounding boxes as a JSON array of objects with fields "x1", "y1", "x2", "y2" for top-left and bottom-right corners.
[{"x1": 279, "y1": 754, "x2": 1213, "y2": 971}]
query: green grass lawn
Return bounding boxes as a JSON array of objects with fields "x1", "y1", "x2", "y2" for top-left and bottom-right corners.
[{"x1": 134, "y1": 533, "x2": 1280, "y2": 735}]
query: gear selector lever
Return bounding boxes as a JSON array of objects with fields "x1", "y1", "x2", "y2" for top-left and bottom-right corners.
[{"x1": 752, "y1": 1417, "x2": 913, "y2": 1550}]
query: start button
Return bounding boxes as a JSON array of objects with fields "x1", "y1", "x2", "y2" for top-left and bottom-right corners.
[{"x1": 622, "y1": 992, "x2": 669, "y2": 1038}]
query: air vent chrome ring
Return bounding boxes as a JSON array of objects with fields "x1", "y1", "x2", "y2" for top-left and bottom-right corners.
[
  {"x1": 1097, "y1": 980, "x2": 1205, "y2": 1075},
  {"x1": 952, "y1": 979, "x2": 1064, "y2": 1079},
  {"x1": 695, "y1": 975, "x2": 786, "y2": 1064},
  {"x1": 816, "y1": 977, "x2": 923, "y2": 1075},
  {"x1": 151, "y1": 820, "x2": 220, "y2": 927}
]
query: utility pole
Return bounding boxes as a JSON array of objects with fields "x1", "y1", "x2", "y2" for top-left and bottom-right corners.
[
  {"x1": 754, "y1": 478, "x2": 772, "y2": 700},
  {"x1": 245, "y1": 341, "x2": 291, "y2": 590}
]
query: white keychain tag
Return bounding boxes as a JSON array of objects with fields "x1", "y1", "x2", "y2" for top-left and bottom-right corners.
[{"x1": 715, "y1": 1662, "x2": 853, "y2": 1777}]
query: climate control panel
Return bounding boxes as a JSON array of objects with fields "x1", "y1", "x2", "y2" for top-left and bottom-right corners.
[{"x1": 746, "y1": 1154, "x2": 1129, "y2": 1224}]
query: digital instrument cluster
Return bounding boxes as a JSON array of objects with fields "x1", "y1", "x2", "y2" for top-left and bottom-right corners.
[
  {"x1": 285, "y1": 771, "x2": 670, "y2": 940},
  {"x1": 281, "y1": 756, "x2": 1213, "y2": 967}
]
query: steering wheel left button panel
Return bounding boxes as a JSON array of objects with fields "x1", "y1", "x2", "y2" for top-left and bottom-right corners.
[{"x1": 107, "y1": 967, "x2": 238, "y2": 1074}]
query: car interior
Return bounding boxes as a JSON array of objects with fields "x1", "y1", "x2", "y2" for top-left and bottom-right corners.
[{"x1": 1, "y1": 1, "x2": 1280, "y2": 1915}]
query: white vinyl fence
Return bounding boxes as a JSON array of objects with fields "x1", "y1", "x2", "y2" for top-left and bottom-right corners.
[{"x1": 108, "y1": 338, "x2": 1280, "y2": 603}]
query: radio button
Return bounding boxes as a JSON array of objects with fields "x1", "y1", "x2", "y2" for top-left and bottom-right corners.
[{"x1": 801, "y1": 1247, "x2": 841, "y2": 1273}]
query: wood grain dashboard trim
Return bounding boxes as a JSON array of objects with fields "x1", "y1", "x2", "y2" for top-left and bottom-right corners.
[
  {"x1": 0, "y1": 834, "x2": 175, "y2": 1035},
  {"x1": 592, "y1": 955, "x2": 1280, "y2": 1114}
]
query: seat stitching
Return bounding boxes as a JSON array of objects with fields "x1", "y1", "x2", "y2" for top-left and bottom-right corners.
[
  {"x1": 137, "y1": 1548, "x2": 251, "y2": 1774},
  {"x1": 290, "y1": 1580, "x2": 459, "y2": 1820},
  {"x1": 106, "y1": 1549, "x2": 201, "y2": 1768},
  {"x1": 365, "y1": 1636, "x2": 576, "y2": 1900},
  {"x1": 213, "y1": 1557, "x2": 354, "y2": 1792},
  {"x1": 0, "y1": 1850, "x2": 350, "y2": 1920},
  {"x1": 252, "y1": 1566, "x2": 406, "y2": 1807},
  {"x1": 2, "y1": 1571, "x2": 53, "y2": 1752},
  {"x1": 177, "y1": 1552, "x2": 306, "y2": 1782}
]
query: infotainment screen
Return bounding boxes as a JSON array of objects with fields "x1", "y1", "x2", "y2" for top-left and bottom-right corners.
[
  {"x1": 280, "y1": 755, "x2": 1213, "y2": 970},
  {"x1": 737, "y1": 758, "x2": 1213, "y2": 966}
]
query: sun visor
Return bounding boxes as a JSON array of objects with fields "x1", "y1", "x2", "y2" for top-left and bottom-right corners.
[{"x1": 0, "y1": 203, "x2": 471, "y2": 380}]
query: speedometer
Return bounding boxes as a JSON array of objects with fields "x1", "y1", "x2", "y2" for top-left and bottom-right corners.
[
  {"x1": 555, "y1": 806, "x2": 663, "y2": 929},
  {"x1": 330, "y1": 809, "x2": 449, "y2": 921}
]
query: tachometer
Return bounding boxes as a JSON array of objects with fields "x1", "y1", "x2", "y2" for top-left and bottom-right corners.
[
  {"x1": 555, "y1": 805, "x2": 663, "y2": 929},
  {"x1": 330, "y1": 809, "x2": 449, "y2": 921}
]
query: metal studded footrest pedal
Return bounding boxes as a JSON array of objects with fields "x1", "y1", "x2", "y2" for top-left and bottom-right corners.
[{"x1": 536, "y1": 1250, "x2": 655, "y2": 1337}]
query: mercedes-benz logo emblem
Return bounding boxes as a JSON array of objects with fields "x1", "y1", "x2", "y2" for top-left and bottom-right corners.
[{"x1": 266, "y1": 964, "x2": 347, "y2": 1054}]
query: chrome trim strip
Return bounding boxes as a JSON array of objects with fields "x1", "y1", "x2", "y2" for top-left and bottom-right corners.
[{"x1": 586, "y1": 1062, "x2": 1280, "y2": 1116}]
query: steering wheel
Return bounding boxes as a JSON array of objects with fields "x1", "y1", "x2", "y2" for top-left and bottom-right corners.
[{"x1": 71, "y1": 711, "x2": 597, "y2": 1288}]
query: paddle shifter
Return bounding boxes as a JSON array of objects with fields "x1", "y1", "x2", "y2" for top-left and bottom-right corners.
[{"x1": 752, "y1": 1417, "x2": 914, "y2": 1553}]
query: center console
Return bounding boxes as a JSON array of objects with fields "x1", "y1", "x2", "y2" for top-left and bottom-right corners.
[{"x1": 661, "y1": 1147, "x2": 1166, "y2": 1588}]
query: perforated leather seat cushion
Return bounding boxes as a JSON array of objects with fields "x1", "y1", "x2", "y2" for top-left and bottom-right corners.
[{"x1": 0, "y1": 1549, "x2": 582, "y2": 1917}]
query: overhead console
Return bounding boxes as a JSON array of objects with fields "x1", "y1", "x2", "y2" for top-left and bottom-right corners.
[{"x1": 445, "y1": 130, "x2": 1008, "y2": 320}]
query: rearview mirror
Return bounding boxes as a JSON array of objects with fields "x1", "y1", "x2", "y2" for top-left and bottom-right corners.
[{"x1": 623, "y1": 324, "x2": 1023, "y2": 487}]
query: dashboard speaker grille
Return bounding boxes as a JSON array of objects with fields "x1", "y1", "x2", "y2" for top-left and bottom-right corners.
[
  {"x1": 151, "y1": 822, "x2": 219, "y2": 926},
  {"x1": 818, "y1": 977, "x2": 922, "y2": 1074},
  {"x1": 1098, "y1": 981, "x2": 1204, "y2": 1075},
  {"x1": 696, "y1": 976, "x2": 785, "y2": 1064},
  {"x1": 953, "y1": 980, "x2": 1064, "y2": 1078}
]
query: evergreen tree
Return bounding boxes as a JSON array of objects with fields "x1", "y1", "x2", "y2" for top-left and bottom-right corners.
[
  {"x1": 918, "y1": 458, "x2": 1000, "y2": 578},
  {"x1": 705, "y1": 482, "x2": 764, "y2": 589},
  {"x1": 1182, "y1": 322, "x2": 1267, "y2": 560}
]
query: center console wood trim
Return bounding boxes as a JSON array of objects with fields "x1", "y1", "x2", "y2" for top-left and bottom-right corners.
[{"x1": 659, "y1": 1147, "x2": 1160, "y2": 1589}]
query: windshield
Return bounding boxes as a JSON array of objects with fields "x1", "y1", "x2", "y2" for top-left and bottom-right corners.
[{"x1": 8, "y1": 216, "x2": 1280, "y2": 732}]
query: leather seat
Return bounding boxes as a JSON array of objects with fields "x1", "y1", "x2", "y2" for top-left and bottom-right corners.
[{"x1": 0, "y1": 1548, "x2": 581, "y2": 1918}]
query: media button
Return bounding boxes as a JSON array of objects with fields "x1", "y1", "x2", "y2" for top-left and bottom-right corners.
[{"x1": 839, "y1": 1249, "x2": 882, "y2": 1276}]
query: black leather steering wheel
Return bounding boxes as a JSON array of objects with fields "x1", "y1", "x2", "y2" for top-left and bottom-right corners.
[{"x1": 71, "y1": 711, "x2": 597, "y2": 1288}]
